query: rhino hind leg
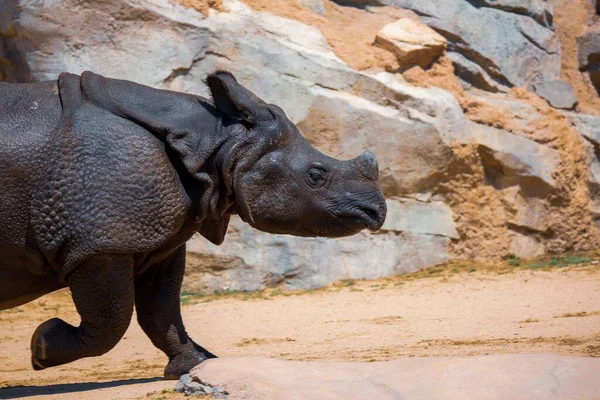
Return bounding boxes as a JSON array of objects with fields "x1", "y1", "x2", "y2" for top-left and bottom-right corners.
[
  {"x1": 31, "y1": 255, "x2": 134, "y2": 370},
  {"x1": 134, "y1": 246, "x2": 216, "y2": 380}
]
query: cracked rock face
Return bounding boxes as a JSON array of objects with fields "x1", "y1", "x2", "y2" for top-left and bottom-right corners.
[
  {"x1": 13, "y1": 0, "x2": 210, "y2": 86},
  {"x1": 382, "y1": 0, "x2": 561, "y2": 90},
  {"x1": 570, "y1": 114, "x2": 600, "y2": 228},
  {"x1": 0, "y1": 0, "x2": 30, "y2": 82},
  {"x1": 4, "y1": 0, "x2": 600, "y2": 290},
  {"x1": 577, "y1": 25, "x2": 600, "y2": 94},
  {"x1": 473, "y1": 124, "x2": 558, "y2": 192},
  {"x1": 472, "y1": 0, "x2": 554, "y2": 28},
  {"x1": 187, "y1": 216, "x2": 452, "y2": 292}
]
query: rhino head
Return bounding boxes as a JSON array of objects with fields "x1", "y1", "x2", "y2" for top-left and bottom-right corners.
[
  {"x1": 207, "y1": 71, "x2": 387, "y2": 238},
  {"x1": 78, "y1": 70, "x2": 385, "y2": 244}
]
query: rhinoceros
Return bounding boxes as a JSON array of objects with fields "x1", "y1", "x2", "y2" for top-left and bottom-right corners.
[{"x1": 0, "y1": 71, "x2": 386, "y2": 378}]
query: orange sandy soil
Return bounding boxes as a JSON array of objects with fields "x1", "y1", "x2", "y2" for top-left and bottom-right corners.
[{"x1": 0, "y1": 263, "x2": 599, "y2": 399}]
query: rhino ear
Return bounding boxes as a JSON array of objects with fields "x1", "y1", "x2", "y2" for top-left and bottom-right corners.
[{"x1": 206, "y1": 70, "x2": 271, "y2": 124}]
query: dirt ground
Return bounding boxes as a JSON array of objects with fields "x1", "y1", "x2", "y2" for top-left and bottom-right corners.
[{"x1": 0, "y1": 262, "x2": 599, "y2": 399}]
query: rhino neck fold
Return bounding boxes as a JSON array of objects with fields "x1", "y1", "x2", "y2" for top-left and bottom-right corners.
[{"x1": 215, "y1": 126, "x2": 258, "y2": 226}]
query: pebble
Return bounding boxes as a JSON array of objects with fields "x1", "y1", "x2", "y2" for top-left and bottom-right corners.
[{"x1": 175, "y1": 374, "x2": 228, "y2": 398}]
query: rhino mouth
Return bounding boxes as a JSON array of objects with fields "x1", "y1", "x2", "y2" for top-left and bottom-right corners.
[{"x1": 337, "y1": 204, "x2": 384, "y2": 232}]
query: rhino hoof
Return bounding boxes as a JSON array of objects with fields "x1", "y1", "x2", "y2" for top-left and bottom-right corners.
[
  {"x1": 30, "y1": 317, "x2": 71, "y2": 370},
  {"x1": 164, "y1": 351, "x2": 213, "y2": 380}
]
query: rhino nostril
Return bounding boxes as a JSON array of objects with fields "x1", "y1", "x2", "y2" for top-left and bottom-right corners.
[{"x1": 360, "y1": 206, "x2": 379, "y2": 222}]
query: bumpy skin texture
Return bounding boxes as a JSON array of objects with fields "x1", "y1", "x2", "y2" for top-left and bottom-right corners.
[{"x1": 0, "y1": 71, "x2": 386, "y2": 378}]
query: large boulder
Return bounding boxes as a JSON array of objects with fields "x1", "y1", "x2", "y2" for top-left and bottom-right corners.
[{"x1": 374, "y1": 18, "x2": 447, "y2": 70}]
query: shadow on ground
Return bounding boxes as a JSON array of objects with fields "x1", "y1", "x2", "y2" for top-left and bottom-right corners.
[{"x1": 0, "y1": 377, "x2": 163, "y2": 399}]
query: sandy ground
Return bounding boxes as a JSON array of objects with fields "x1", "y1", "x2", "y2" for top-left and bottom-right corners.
[{"x1": 0, "y1": 264, "x2": 599, "y2": 399}]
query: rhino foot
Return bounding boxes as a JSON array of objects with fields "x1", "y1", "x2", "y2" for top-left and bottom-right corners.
[
  {"x1": 164, "y1": 345, "x2": 217, "y2": 380},
  {"x1": 30, "y1": 318, "x2": 77, "y2": 370}
]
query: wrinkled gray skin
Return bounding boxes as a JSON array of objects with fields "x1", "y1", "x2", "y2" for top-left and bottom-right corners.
[{"x1": 0, "y1": 71, "x2": 386, "y2": 379}]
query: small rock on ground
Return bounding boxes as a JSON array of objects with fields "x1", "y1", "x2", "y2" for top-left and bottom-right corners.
[{"x1": 175, "y1": 373, "x2": 229, "y2": 398}]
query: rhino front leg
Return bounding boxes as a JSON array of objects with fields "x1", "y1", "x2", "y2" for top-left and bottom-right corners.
[
  {"x1": 31, "y1": 255, "x2": 134, "y2": 370},
  {"x1": 135, "y1": 245, "x2": 216, "y2": 380}
]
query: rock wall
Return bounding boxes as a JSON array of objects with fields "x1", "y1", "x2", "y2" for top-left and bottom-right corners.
[
  {"x1": 0, "y1": 0, "x2": 30, "y2": 82},
  {"x1": 2, "y1": 0, "x2": 599, "y2": 292}
]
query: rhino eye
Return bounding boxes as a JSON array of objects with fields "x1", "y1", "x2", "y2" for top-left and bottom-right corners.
[{"x1": 306, "y1": 167, "x2": 327, "y2": 188}]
